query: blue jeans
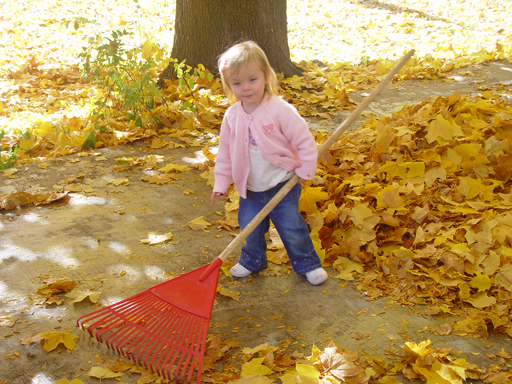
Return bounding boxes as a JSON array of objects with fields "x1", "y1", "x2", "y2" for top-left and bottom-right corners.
[{"x1": 237, "y1": 181, "x2": 322, "y2": 275}]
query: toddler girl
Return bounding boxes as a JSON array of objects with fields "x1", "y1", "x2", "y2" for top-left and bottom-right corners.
[{"x1": 211, "y1": 41, "x2": 327, "y2": 285}]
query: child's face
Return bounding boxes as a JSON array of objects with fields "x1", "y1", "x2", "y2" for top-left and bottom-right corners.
[{"x1": 228, "y1": 61, "x2": 267, "y2": 114}]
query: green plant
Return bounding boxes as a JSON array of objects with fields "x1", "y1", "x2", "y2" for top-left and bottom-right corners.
[
  {"x1": 0, "y1": 146, "x2": 18, "y2": 170},
  {"x1": 82, "y1": 131, "x2": 97, "y2": 150},
  {"x1": 359, "y1": 53, "x2": 370, "y2": 67},
  {"x1": 65, "y1": 16, "x2": 98, "y2": 31},
  {"x1": 78, "y1": 29, "x2": 164, "y2": 130},
  {"x1": 170, "y1": 61, "x2": 215, "y2": 112}
]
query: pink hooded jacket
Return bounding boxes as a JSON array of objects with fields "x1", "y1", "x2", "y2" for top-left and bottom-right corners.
[{"x1": 213, "y1": 96, "x2": 318, "y2": 199}]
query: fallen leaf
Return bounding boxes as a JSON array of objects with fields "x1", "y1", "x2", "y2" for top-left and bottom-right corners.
[
  {"x1": 218, "y1": 286, "x2": 240, "y2": 301},
  {"x1": 65, "y1": 289, "x2": 101, "y2": 303},
  {"x1": 0, "y1": 316, "x2": 17, "y2": 327},
  {"x1": 25, "y1": 331, "x2": 79, "y2": 353},
  {"x1": 241, "y1": 357, "x2": 273, "y2": 377},
  {"x1": 140, "y1": 232, "x2": 173, "y2": 245},
  {"x1": 187, "y1": 216, "x2": 212, "y2": 230},
  {"x1": 158, "y1": 162, "x2": 190, "y2": 173},
  {"x1": 87, "y1": 366, "x2": 123, "y2": 379}
]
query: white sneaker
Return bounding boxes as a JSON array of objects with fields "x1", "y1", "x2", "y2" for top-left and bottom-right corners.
[
  {"x1": 305, "y1": 268, "x2": 328, "y2": 285},
  {"x1": 230, "y1": 263, "x2": 252, "y2": 277}
]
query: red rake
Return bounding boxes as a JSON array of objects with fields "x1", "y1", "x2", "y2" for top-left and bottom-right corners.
[
  {"x1": 77, "y1": 262, "x2": 222, "y2": 382},
  {"x1": 77, "y1": 49, "x2": 414, "y2": 383}
]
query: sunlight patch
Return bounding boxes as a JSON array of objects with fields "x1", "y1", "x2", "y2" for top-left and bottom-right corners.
[
  {"x1": 69, "y1": 194, "x2": 108, "y2": 206},
  {"x1": 107, "y1": 241, "x2": 130, "y2": 254},
  {"x1": 21, "y1": 212, "x2": 50, "y2": 224},
  {"x1": 30, "y1": 371, "x2": 54, "y2": 384}
]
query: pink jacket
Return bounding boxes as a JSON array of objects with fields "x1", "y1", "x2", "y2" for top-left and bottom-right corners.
[{"x1": 213, "y1": 96, "x2": 318, "y2": 198}]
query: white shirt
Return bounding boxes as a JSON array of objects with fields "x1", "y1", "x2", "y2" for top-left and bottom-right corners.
[{"x1": 246, "y1": 130, "x2": 293, "y2": 192}]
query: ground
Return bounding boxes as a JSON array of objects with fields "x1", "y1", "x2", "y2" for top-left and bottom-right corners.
[{"x1": 1, "y1": 61, "x2": 512, "y2": 384}]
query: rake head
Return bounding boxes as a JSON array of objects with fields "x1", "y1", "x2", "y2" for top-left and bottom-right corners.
[{"x1": 77, "y1": 261, "x2": 222, "y2": 383}]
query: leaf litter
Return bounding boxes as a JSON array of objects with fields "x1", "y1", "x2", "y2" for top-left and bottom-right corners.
[{"x1": 2, "y1": 0, "x2": 512, "y2": 383}]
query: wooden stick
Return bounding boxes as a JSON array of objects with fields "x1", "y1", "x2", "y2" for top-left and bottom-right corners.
[{"x1": 216, "y1": 49, "x2": 415, "y2": 262}]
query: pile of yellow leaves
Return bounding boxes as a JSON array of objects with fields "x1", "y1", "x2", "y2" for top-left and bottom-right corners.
[
  {"x1": 299, "y1": 88, "x2": 512, "y2": 340},
  {"x1": 199, "y1": 338, "x2": 509, "y2": 384},
  {"x1": 2, "y1": 0, "x2": 511, "y2": 165}
]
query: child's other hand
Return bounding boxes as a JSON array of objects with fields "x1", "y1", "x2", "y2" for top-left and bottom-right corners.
[
  {"x1": 298, "y1": 178, "x2": 307, "y2": 184},
  {"x1": 211, "y1": 192, "x2": 227, "y2": 203}
]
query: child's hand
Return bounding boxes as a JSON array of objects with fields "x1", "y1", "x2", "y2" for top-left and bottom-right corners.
[
  {"x1": 298, "y1": 178, "x2": 307, "y2": 184},
  {"x1": 211, "y1": 192, "x2": 227, "y2": 203}
]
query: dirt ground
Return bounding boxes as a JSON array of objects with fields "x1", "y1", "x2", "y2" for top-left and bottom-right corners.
[{"x1": 1, "y1": 61, "x2": 511, "y2": 384}]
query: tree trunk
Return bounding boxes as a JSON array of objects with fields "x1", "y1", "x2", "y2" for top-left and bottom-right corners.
[{"x1": 158, "y1": 0, "x2": 301, "y2": 87}]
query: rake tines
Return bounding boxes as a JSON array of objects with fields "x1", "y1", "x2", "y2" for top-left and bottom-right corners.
[{"x1": 77, "y1": 262, "x2": 222, "y2": 383}]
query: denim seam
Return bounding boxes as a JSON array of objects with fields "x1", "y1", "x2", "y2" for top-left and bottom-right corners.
[
  {"x1": 291, "y1": 249, "x2": 322, "y2": 275},
  {"x1": 239, "y1": 247, "x2": 267, "y2": 272}
]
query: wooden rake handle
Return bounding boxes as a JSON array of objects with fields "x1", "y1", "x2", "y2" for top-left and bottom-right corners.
[{"x1": 200, "y1": 49, "x2": 415, "y2": 281}]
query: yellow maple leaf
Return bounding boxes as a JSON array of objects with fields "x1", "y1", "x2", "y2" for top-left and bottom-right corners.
[
  {"x1": 464, "y1": 292, "x2": 497, "y2": 309},
  {"x1": 348, "y1": 204, "x2": 373, "y2": 228},
  {"x1": 378, "y1": 187, "x2": 404, "y2": 209},
  {"x1": 481, "y1": 251, "x2": 500, "y2": 276},
  {"x1": 324, "y1": 86, "x2": 335, "y2": 98},
  {"x1": 333, "y1": 256, "x2": 364, "y2": 281},
  {"x1": 424, "y1": 166, "x2": 447, "y2": 187},
  {"x1": 469, "y1": 273, "x2": 491, "y2": 292},
  {"x1": 298, "y1": 187, "x2": 329, "y2": 216},
  {"x1": 140, "y1": 231, "x2": 173, "y2": 245},
  {"x1": 426, "y1": 114, "x2": 463, "y2": 143},
  {"x1": 187, "y1": 216, "x2": 212, "y2": 230},
  {"x1": 320, "y1": 345, "x2": 363, "y2": 380},
  {"x1": 201, "y1": 170, "x2": 215, "y2": 186},
  {"x1": 379, "y1": 161, "x2": 407, "y2": 181},
  {"x1": 242, "y1": 343, "x2": 269, "y2": 355},
  {"x1": 87, "y1": 367, "x2": 123, "y2": 379},
  {"x1": 281, "y1": 364, "x2": 319, "y2": 384},
  {"x1": 267, "y1": 248, "x2": 289, "y2": 264},
  {"x1": 495, "y1": 263, "x2": 512, "y2": 292},
  {"x1": 403, "y1": 161, "x2": 425, "y2": 178},
  {"x1": 218, "y1": 286, "x2": 240, "y2": 301},
  {"x1": 296, "y1": 363, "x2": 320, "y2": 384},
  {"x1": 344, "y1": 215, "x2": 380, "y2": 243},
  {"x1": 64, "y1": 289, "x2": 101, "y2": 303},
  {"x1": 241, "y1": 357, "x2": 274, "y2": 377},
  {"x1": 37, "y1": 278, "x2": 76, "y2": 296},
  {"x1": 455, "y1": 177, "x2": 485, "y2": 200},
  {"x1": 415, "y1": 360, "x2": 462, "y2": 384},
  {"x1": 404, "y1": 339, "x2": 432, "y2": 357},
  {"x1": 29, "y1": 331, "x2": 79, "y2": 353},
  {"x1": 158, "y1": 162, "x2": 190, "y2": 173}
]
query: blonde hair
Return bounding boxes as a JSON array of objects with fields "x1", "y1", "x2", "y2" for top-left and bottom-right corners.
[{"x1": 218, "y1": 41, "x2": 278, "y2": 102}]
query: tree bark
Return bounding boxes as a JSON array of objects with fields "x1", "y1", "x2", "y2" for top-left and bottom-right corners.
[{"x1": 158, "y1": 0, "x2": 301, "y2": 87}]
